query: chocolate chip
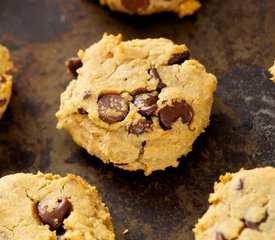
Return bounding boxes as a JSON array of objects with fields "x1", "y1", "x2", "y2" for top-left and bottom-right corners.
[
  {"x1": 83, "y1": 91, "x2": 92, "y2": 100},
  {"x1": 244, "y1": 213, "x2": 268, "y2": 231},
  {"x1": 128, "y1": 119, "x2": 152, "y2": 135},
  {"x1": 159, "y1": 100, "x2": 193, "y2": 130},
  {"x1": 0, "y1": 75, "x2": 6, "y2": 83},
  {"x1": 98, "y1": 94, "x2": 129, "y2": 123},
  {"x1": 168, "y1": 51, "x2": 190, "y2": 65},
  {"x1": 65, "y1": 57, "x2": 82, "y2": 77},
  {"x1": 134, "y1": 93, "x2": 158, "y2": 116},
  {"x1": 216, "y1": 232, "x2": 226, "y2": 240},
  {"x1": 236, "y1": 178, "x2": 243, "y2": 190},
  {"x1": 121, "y1": 0, "x2": 150, "y2": 12},
  {"x1": 148, "y1": 68, "x2": 166, "y2": 90},
  {"x1": 130, "y1": 88, "x2": 148, "y2": 97},
  {"x1": 0, "y1": 98, "x2": 7, "y2": 107},
  {"x1": 78, "y1": 108, "x2": 88, "y2": 115},
  {"x1": 37, "y1": 198, "x2": 72, "y2": 231}
]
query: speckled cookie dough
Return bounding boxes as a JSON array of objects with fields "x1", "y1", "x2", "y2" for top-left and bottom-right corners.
[
  {"x1": 0, "y1": 172, "x2": 115, "y2": 240},
  {"x1": 56, "y1": 33, "x2": 217, "y2": 175},
  {"x1": 194, "y1": 167, "x2": 275, "y2": 240},
  {"x1": 269, "y1": 61, "x2": 275, "y2": 82},
  {"x1": 99, "y1": 0, "x2": 201, "y2": 18},
  {"x1": 0, "y1": 44, "x2": 14, "y2": 119}
]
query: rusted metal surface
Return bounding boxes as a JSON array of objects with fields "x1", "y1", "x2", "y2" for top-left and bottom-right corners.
[{"x1": 0, "y1": 0, "x2": 274, "y2": 239}]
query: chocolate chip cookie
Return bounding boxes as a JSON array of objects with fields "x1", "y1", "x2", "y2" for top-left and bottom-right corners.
[
  {"x1": 0, "y1": 44, "x2": 14, "y2": 119},
  {"x1": 99, "y1": 0, "x2": 201, "y2": 18},
  {"x1": 0, "y1": 172, "x2": 115, "y2": 240},
  {"x1": 269, "y1": 61, "x2": 275, "y2": 82},
  {"x1": 56, "y1": 33, "x2": 217, "y2": 175},
  {"x1": 194, "y1": 167, "x2": 275, "y2": 240}
]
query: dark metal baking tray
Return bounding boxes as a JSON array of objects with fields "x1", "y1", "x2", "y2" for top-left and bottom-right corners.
[{"x1": 0, "y1": 0, "x2": 274, "y2": 239}]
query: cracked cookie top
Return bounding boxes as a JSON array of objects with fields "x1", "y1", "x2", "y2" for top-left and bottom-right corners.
[
  {"x1": 0, "y1": 44, "x2": 14, "y2": 119},
  {"x1": 56, "y1": 33, "x2": 217, "y2": 175},
  {"x1": 99, "y1": 0, "x2": 201, "y2": 18},
  {"x1": 0, "y1": 172, "x2": 114, "y2": 240},
  {"x1": 194, "y1": 167, "x2": 275, "y2": 240}
]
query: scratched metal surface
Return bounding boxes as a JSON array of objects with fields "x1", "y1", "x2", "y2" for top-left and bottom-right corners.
[{"x1": 0, "y1": 0, "x2": 274, "y2": 239}]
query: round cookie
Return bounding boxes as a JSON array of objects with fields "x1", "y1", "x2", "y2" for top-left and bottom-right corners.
[
  {"x1": 56, "y1": 33, "x2": 217, "y2": 175},
  {"x1": 0, "y1": 172, "x2": 115, "y2": 240},
  {"x1": 0, "y1": 44, "x2": 14, "y2": 119},
  {"x1": 99, "y1": 0, "x2": 201, "y2": 18},
  {"x1": 269, "y1": 61, "x2": 275, "y2": 83},
  {"x1": 194, "y1": 167, "x2": 275, "y2": 240}
]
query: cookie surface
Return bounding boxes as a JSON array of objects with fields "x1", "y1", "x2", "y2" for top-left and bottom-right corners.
[
  {"x1": 56, "y1": 33, "x2": 217, "y2": 175},
  {"x1": 194, "y1": 167, "x2": 275, "y2": 240},
  {"x1": 0, "y1": 44, "x2": 13, "y2": 119},
  {"x1": 99, "y1": 0, "x2": 201, "y2": 17},
  {"x1": 0, "y1": 172, "x2": 114, "y2": 240},
  {"x1": 269, "y1": 61, "x2": 275, "y2": 82}
]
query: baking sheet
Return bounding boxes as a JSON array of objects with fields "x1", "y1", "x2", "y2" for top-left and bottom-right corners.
[{"x1": 0, "y1": 0, "x2": 274, "y2": 239}]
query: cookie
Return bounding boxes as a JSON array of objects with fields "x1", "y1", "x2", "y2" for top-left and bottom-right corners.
[
  {"x1": 269, "y1": 61, "x2": 275, "y2": 83},
  {"x1": 56, "y1": 33, "x2": 217, "y2": 175},
  {"x1": 99, "y1": 0, "x2": 201, "y2": 18},
  {"x1": 0, "y1": 44, "x2": 14, "y2": 119},
  {"x1": 0, "y1": 172, "x2": 115, "y2": 240},
  {"x1": 193, "y1": 167, "x2": 275, "y2": 240}
]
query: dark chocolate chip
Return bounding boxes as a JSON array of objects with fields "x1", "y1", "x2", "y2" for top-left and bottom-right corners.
[
  {"x1": 216, "y1": 232, "x2": 226, "y2": 240},
  {"x1": 128, "y1": 119, "x2": 152, "y2": 135},
  {"x1": 236, "y1": 178, "x2": 244, "y2": 190},
  {"x1": 168, "y1": 51, "x2": 190, "y2": 65},
  {"x1": 83, "y1": 91, "x2": 92, "y2": 100},
  {"x1": 65, "y1": 57, "x2": 82, "y2": 77},
  {"x1": 148, "y1": 68, "x2": 166, "y2": 90},
  {"x1": 98, "y1": 94, "x2": 129, "y2": 123},
  {"x1": 0, "y1": 98, "x2": 7, "y2": 107},
  {"x1": 78, "y1": 108, "x2": 88, "y2": 115},
  {"x1": 130, "y1": 88, "x2": 148, "y2": 97},
  {"x1": 134, "y1": 93, "x2": 158, "y2": 116},
  {"x1": 159, "y1": 100, "x2": 193, "y2": 130},
  {"x1": 0, "y1": 75, "x2": 6, "y2": 83},
  {"x1": 37, "y1": 198, "x2": 72, "y2": 231},
  {"x1": 121, "y1": 0, "x2": 150, "y2": 12},
  {"x1": 244, "y1": 213, "x2": 268, "y2": 231}
]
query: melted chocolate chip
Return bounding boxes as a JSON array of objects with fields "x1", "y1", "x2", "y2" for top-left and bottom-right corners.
[
  {"x1": 37, "y1": 198, "x2": 72, "y2": 231},
  {"x1": 98, "y1": 94, "x2": 129, "y2": 123},
  {"x1": 244, "y1": 213, "x2": 268, "y2": 231},
  {"x1": 159, "y1": 100, "x2": 193, "y2": 130},
  {"x1": 121, "y1": 0, "x2": 150, "y2": 12},
  {"x1": 216, "y1": 232, "x2": 226, "y2": 240},
  {"x1": 66, "y1": 57, "x2": 82, "y2": 77},
  {"x1": 148, "y1": 68, "x2": 166, "y2": 90},
  {"x1": 134, "y1": 93, "x2": 158, "y2": 116},
  {"x1": 130, "y1": 88, "x2": 148, "y2": 97},
  {"x1": 236, "y1": 178, "x2": 244, "y2": 190},
  {"x1": 128, "y1": 119, "x2": 152, "y2": 135},
  {"x1": 83, "y1": 91, "x2": 92, "y2": 100},
  {"x1": 0, "y1": 98, "x2": 7, "y2": 107},
  {"x1": 0, "y1": 75, "x2": 6, "y2": 83},
  {"x1": 78, "y1": 108, "x2": 88, "y2": 115},
  {"x1": 168, "y1": 51, "x2": 190, "y2": 65}
]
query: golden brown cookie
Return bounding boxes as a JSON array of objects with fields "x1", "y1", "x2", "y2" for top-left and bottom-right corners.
[
  {"x1": 269, "y1": 61, "x2": 275, "y2": 83},
  {"x1": 194, "y1": 167, "x2": 275, "y2": 240},
  {"x1": 56, "y1": 33, "x2": 217, "y2": 175},
  {"x1": 0, "y1": 172, "x2": 115, "y2": 240},
  {"x1": 99, "y1": 0, "x2": 201, "y2": 17},
  {"x1": 0, "y1": 44, "x2": 14, "y2": 119}
]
